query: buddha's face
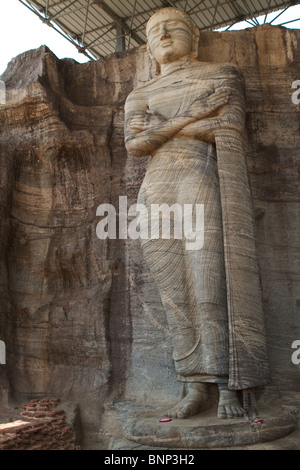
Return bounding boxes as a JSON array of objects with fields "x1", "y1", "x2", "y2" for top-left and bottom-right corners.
[{"x1": 147, "y1": 12, "x2": 194, "y2": 65}]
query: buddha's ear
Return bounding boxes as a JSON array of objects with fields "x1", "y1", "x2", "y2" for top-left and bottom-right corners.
[
  {"x1": 191, "y1": 26, "x2": 200, "y2": 60},
  {"x1": 147, "y1": 42, "x2": 161, "y2": 76}
]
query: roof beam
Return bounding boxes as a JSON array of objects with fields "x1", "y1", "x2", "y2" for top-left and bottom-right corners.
[
  {"x1": 269, "y1": 4, "x2": 290, "y2": 22},
  {"x1": 127, "y1": 0, "x2": 138, "y2": 48},
  {"x1": 93, "y1": 0, "x2": 145, "y2": 45},
  {"x1": 50, "y1": 1, "x2": 70, "y2": 6},
  {"x1": 47, "y1": 3, "x2": 89, "y2": 20},
  {"x1": 18, "y1": 0, "x2": 98, "y2": 60},
  {"x1": 115, "y1": 24, "x2": 126, "y2": 52},
  {"x1": 160, "y1": 0, "x2": 177, "y2": 6},
  {"x1": 48, "y1": 0, "x2": 78, "y2": 20}
]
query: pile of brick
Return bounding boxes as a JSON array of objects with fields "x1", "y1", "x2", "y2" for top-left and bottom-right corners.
[{"x1": 0, "y1": 398, "x2": 79, "y2": 450}]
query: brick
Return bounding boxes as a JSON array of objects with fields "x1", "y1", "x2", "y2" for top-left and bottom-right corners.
[
  {"x1": 21, "y1": 403, "x2": 36, "y2": 410},
  {"x1": 46, "y1": 409, "x2": 65, "y2": 417},
  {"x1": 27, "y1": 443, "x2": 47, "y2": 451},
  {"x1": 0, "y1": 436, "x2": 14, "y2": 444},
  {"x1": 0, "y1": 421, "x2": 32, "y2": 435},
  {"x1": 0, "y1": 443, "x2": 14, "y2": 450},
  {"x1": 0, "y1": 399, "x2": 78, "y2": 450},
  {"x1": 23, "y1": 426, "x2": 43, "y2": 436}
]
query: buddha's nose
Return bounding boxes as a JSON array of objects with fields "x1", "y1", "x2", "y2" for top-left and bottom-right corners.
[{"x1": 160, "y1": 22, "x2": 170, "y2": 39}]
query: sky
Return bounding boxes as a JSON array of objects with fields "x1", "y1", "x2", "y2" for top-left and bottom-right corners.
[
  {"x1": 0, "y1": 0, "x2": 90, "y2": 75},
  {"x1": 1, "y1": 0, "x2": 300, "y2": 75}
]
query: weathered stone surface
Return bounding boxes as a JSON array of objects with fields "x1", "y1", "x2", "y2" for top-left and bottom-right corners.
[
  {"x1": 0, "y1": 23, "x2": 299, "y2": 448},
  {"x1": 121, "y1": 408, "x2": 297, "y2": 448},
  {"x1": 110, "y1": 419, "x2": 300, "y2": 451}
]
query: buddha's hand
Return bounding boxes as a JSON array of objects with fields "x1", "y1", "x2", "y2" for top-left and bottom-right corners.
[
  {"x1": 129, "y1": 110, "x2": 165, "y2": 131},
  {"x1": 128, "y1": 114, "x2": 147, "y2": 131},
  {"x1": 187, "y1": 88, "x2": 231, "y2": 120}
]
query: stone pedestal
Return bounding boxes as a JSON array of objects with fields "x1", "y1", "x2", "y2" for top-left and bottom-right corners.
[{"x1": 109, "y1": 406, "x2": 297, "y2": 450}]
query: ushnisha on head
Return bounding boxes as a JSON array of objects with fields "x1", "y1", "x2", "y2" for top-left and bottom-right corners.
[{"x1": 146, "y1": 7, "x2": 200, "y2": 75}]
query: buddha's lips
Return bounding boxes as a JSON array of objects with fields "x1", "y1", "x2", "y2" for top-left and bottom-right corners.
[{"x1": 160, "y1": 40, "x2": 174, "y2": 48}]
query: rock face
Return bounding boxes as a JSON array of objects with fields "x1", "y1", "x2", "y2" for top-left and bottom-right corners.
[{"x1": 0, "y1": 25, "x2": 300, "y2": 446}]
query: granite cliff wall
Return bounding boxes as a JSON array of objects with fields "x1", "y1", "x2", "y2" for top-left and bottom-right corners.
[{"x1": 0, "y1": 25, "x2": 299, "y2": 442}]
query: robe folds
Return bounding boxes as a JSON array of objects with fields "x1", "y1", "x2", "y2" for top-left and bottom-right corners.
[{"x1": 124, "y1": 61, "x2": 270, "y2": 390}]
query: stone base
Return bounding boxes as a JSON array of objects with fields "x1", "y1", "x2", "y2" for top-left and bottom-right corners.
[{"x1": 117, "y1": 407, "x2": 297, "y2": 449}]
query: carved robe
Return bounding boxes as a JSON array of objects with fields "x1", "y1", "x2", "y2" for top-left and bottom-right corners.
[{"x1": 125, "y1": 61, "x2": 270, "y2": 390}]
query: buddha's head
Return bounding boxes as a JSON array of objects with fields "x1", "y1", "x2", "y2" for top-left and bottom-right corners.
[{"x1": 146, "y1": 8, "x2": 199, "y2": 75}]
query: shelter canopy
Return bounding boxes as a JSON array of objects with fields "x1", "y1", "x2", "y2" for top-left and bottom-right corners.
[{"x1": 19, "y1": 0, "x2": 300, "y2": 60}]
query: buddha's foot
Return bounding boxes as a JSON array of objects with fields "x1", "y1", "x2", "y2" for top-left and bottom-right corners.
[
  {"x1": 217, "y1": 384, "x2": 244, "y2": 419},
  {"x1": 165, "y1": 383, "x2": 210, "y2": 419}
]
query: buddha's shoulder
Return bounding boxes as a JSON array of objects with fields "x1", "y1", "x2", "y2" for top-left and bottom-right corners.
[
  {"x1": 125, "y1": 62, "x2": 243, "y2": 101},
  {"x1": 192, "y1": 61, "x2": 243, "y2": 79},
  {"x1": 125, "y1": 77, "x2": 158, "y2": 100}
]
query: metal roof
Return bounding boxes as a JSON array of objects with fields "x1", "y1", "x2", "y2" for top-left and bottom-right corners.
[{"x1": 19, "y1": 0, "x2": 300, "y2": 61}]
